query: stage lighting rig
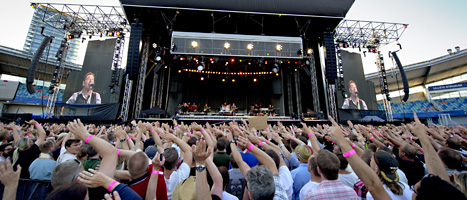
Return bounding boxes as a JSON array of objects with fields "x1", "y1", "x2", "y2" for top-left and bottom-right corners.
[
  {"x1": 247, "y1": 43, "x2": 254, "y2": 50},
  {"x1": 276, "y1": 44, "x2": 283, "y2": 51},
  {"x1": 191, "y1": 41, "x2": 199, "y2": 48},
  {"x1": 197, "y1": 62, "x2": 205, "y2": 71},
  {"x1": 67, "y1": 31, "x2": 82, "y2": 39},
  {"x1": 307, "y1": 48, "x2": 312, "y2": 55},
  {"x1": 224, "y1": 42, "x2": 230, "y2": 49},
  {"x1": 272, "y1": 63, "x2": 280, "y2": 73}
]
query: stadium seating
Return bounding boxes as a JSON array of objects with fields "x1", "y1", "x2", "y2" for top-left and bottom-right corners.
[{"x1": 378, "y1": 97, "x2": 467, "y2": 118}]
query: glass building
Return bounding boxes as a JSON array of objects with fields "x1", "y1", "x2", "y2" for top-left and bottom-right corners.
[{"x1": 23, "y1": 5, "x2": 81, "y2": 64}]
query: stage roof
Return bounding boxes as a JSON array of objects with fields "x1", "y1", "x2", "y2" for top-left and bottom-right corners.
[
  {"x1": 119, "y1": 0, "x2": 355, "y2": 49},
  {"x1": 120, "y1": 0, "x2": 355, "y2": 18},
  {"x1": 366, "y1": 48, "x2": 467, "y2": 92},
  {"x1": 0, "y1": 45, "x2": 81, "y2": 84}
]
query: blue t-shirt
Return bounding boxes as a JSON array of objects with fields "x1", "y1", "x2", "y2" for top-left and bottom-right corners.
[{"x1": 29, "y1": 158, "x2": 56, "y2": 180}]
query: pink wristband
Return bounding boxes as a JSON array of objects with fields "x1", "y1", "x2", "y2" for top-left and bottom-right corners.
[
  {"x1": 369, "y1": 136, "x2": 375, "y2": 141},
  {"x1": 85, "y1": 135, "x2": 95, "y2": 144},
  {"x1": 151, "y1": 129, "x2": 156, "y2": 133},
  {"x1": 410, "y1": 136, "x2": 413, "y2": 141},
  {"x1": 258, "y1": 141, "x2": 263, "y2": 147},
  {"x1": 209, "y1": 132, "x2": 213, "y2": 136},
  {"x1": 117, "y1": 149, "x2": 120, "y2": 156},
  {"x1": 344, "y1": 149, "x2": 356, "y2": 158},
  {"x1": 126, "y1": 137, "x2": 131, "y2": 141},
  {"x1": 201, "y1": 129, "x2": 206, "y2": 133},
  {"x1": 308, "y1": 133, "x2": 313, "y2": 137},
  {"x1": 372, "y1": 132, "x2": 376, "y2": 136},
  {"x1": 35, "y1": 123, "x2": 40, "y2": 128},
  {"x1": 343, "y1": 131, "x2": 346, "y2": 135},
  {"x1": 107, "y1": 180, "x2": 118, "y2": 192},
  {"x1": 292, "y1": 136, "x2": 295, "y2": 141},
  {"x1": 421, "y1": 149, "x2": 424, "y2": 153},
  {"x1": 352, "y1": 143, "x2": 356, "y2": 148},
  {"x1": 151, "y1": 170, "x2": 163, "y2": 175},
  {"x1": 265, "y1": 140, "x2": 269, "y2": 144},
  {"x1": 247, "y1": 143, "x2": 254, "y2": 151}
]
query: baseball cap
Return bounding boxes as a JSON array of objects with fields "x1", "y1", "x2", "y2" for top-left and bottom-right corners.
[{"x1": 374, "y1": 150, "x2": 399, "y2": 183}]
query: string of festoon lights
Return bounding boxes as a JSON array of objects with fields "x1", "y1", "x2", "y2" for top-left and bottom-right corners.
[{"x1": 180, "y1": 69, "x2": 279, "y2": 76}]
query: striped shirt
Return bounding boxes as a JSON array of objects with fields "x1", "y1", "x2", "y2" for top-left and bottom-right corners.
[{"x1": 304, "y1": 180, "x2": 359, "y2": 200}]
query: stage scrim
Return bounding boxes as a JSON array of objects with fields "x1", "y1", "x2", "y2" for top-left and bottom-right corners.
[{"x1": 55, "y1": 103, "x2": 119, "y2": 120}]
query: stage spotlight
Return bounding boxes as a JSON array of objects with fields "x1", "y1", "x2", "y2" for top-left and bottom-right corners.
[
  {"x1": 116, "y1": 31, "x2": 122, "y2": 36},
  {"x1": 222, "y1": 79, "x2": 225, "y2": 82},
  {"x1": 197, "y1": 62, "x2": 205, "y2": 71},
  {"x1": 155, "y1": 56, "x2": 162, "y2": 62},
  {"x1": 447, "y1": 49, "x2": 453, "y2": 54},
  {"x1": 276, "y1": 44, "x2": 282, "y2": 51},
  {"x1": 455, "y1": 46, "x2": 461, "y2": 52},
  {"x1": 272, "y1": 64, "x2": 279, "y2": 73},
  {"x1": 224, "y1": 42, "x2": 230, "y2": 49},
  {"x1": 108, "y1": 31, "x2": 114, "y2": 36},
  {"x1": 232, "y1": 79, "x2": 235, "y2": 82},
  {"x1": 152, "y1": 43, "x2": 157, "y2": 48},
  {"x1": 307, "y1": 48, "x2": 312, "y2": 55},
  {"x1": 230, "y1": 58, "x2": 235, "y2": 63},
  {"x1": 253, "y1": 78, "x2": 257, "y2": 83},
  {"x1": 191, "y1": 41, "x2": 198, "y2": 48},
  {"x1": 164, "y1": 66, "x2": 168, "y2": 69},
  {"x1": 247, "y1": 43, "x2": 254, "y2": 50},
  {"x1": 276, "y1": 73, "x2": 279, "y2": 76},
  {"x1": 201, "y1": 77, "x2": 205, "y2": 81},
  {"x1": 178, "y1": 70, "x2": 181, "y2": 73}
]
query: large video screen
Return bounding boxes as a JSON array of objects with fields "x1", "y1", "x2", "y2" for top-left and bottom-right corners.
[
  {"x1": 336, "y1": 50, "x2": 377, "y2": 111},
  {"x1": 63, "y1": 39, "x2": 121, "y2": 104}
]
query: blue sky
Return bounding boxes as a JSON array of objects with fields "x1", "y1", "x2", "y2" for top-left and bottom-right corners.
[{"x1": 1, "y1": 0, "x2": 466, "y2": 74}]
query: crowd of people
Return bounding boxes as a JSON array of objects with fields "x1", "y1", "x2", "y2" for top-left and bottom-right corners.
[{"x1": 0, "y1": 113, "x2": 467, "y2": 200}]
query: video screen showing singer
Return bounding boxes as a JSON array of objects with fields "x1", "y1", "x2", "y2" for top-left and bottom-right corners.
[
  {"x1": 66, "y1": 72, "x2": 101, "y2": 104},
  {"x1": 342, "y1": 80, "x2": 367, "y2": 110}
]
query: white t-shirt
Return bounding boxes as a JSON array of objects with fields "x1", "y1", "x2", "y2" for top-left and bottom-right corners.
[
  {"x1": 397, "y1": 169, "x2": 408, "y2": 185},
  {"x1": 338, "y1": 172, "x2": 360, "y2": 188},
  {"x1": 279, "y1": 166, "x2": 294, "y2": 200},
  {"x1": 222, "y1": 191, "x2": 239, "y2": 200},
  {"x1": 299, "y1": 180, "x2": 320, "y2": 200},
  {"x1": 165, "y1": 162, "x2": 190, "y2": 200},
  {"x1": 366, "y1": 181, "x2": 414, "y2": 200},
  {"x1": 56, "y1": 147, "x2": 77, "y2": 164}
]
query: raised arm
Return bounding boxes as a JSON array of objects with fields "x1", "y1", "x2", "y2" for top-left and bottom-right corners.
[
  {"x1": 69, "y1": 119, "x2": 117, "y2": 178},
  {"x1": 407, "y1": 113, "x2": 450, "y2": 182},
  {"x1": 328, "y1": 116, "x2": 391, "y2": 200},
  {"x1": 302, "y1": 123, "x2": 321, "y2": 155},
  {"x1": 237, "y1": 134, "x2": 278, "y2": 174},
  {"x1": 160, "y1": 132, "x2": 193, "y2": 167},
  {"x1": 146, "y1": 152, "x2": 164, "y2": 200},
  {"x1": 27, "y1": 120, "x2": 46, "y2": 146},
  {"x1": 193, "y1": 140, "x2": 213, "y2": 200}
]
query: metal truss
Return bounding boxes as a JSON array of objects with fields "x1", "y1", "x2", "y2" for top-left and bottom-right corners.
[
  {"x1": 133, "y1": 41, "x2": 149, "y2": 118},
  {"x1": 376, "y1": 52, "x2": 393, "y2": 121},
  {"x1": 334, "y1": 20, "x2": 408, "y2": 48},
  {"x1": 308, "y1": 54, "x2": 321, "y2": 113},
  {"x1": 109, "y1": 35, "x2": 125, "y2": 93},
  {"x1": 120, "y1": 74, "x2": 133, "y2": 121},
  {"x1": 45, "y1": 37, "x2": 69, "y2": 117},
  {"x1": 327, "y1": 84, "x2": 337, "y2": 119},
  {"x1": 31, "y1": 3, "x2": 129, "y2": 35}
]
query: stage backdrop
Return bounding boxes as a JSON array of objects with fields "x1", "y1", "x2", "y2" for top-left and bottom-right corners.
[
  {"x1": 63, "y1": 39, "x2": 121, "y2": 104},
  {"x1": 337, "y1": 50, "x2": 377, "y2": 110}
]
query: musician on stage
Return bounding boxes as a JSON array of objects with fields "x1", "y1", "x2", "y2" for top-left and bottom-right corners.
[
  {"x1": 203, "y1": 103, "x2": 211, "y2": 113},
  {"x1": 268, "y1": 104, "x2": 275, "y2": 115},
  {"x1": 66, "y1": 72, "x2": 101, "y2": 104},
  {"x1": 231, "y1": 103, "x2": 237, "y2": 113},
  {"x1": 342, "y1": 80, "x2": 368, "y2": 110}
]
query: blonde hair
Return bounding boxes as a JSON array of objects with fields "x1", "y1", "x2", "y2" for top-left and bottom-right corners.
[
  {"x1": 13, "y1": 138, "x2": 32, "y2": 166},
  {"x1": 454, "y1": 172, "x2": 467, "y2": 197}
]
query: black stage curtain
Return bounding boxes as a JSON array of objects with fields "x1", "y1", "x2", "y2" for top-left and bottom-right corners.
[
  {"x1": 55, "y1": 103, "x2": 120, "y2": 120},
  {"x1": 182, "y1": 75, "x2": 273, "y2": 112}
]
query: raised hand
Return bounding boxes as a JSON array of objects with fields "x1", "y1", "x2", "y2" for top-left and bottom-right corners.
[
  {"x1": 192, "y1": 139, "x2": 211, "y2": 165},
  {"x1": 152, "y1": 152, "x2": 165, "y2": 170},
  {"x1": 327, "y1": 116, "x2": 345, "y2": 146},
  {"x1": 0, "y1": 160, "x2": 21, "y2": 187},
  {"x1": 236, "y1": 135, "x2": 251, "y2": 149},
  {"x1": 69, "y1": 119, "x2": 91, "y2": 140}
]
